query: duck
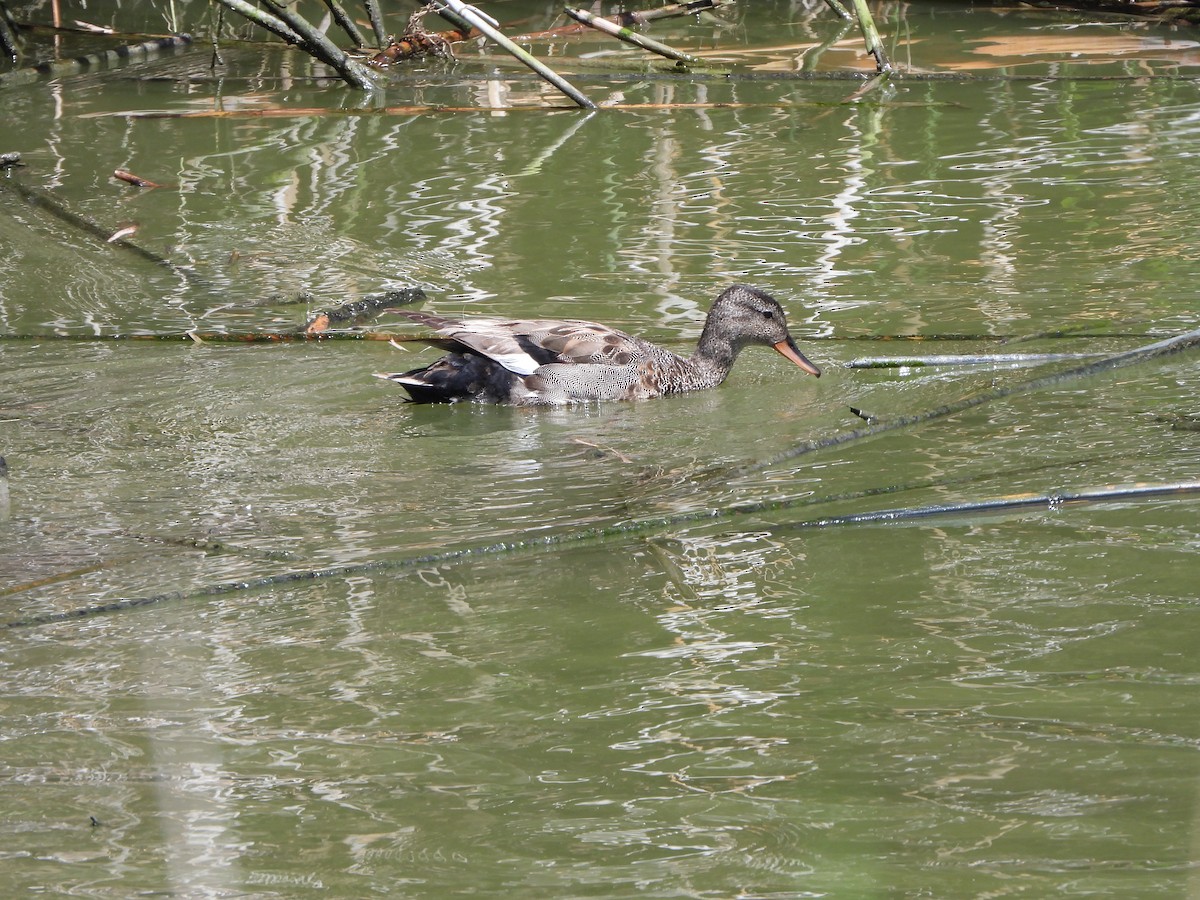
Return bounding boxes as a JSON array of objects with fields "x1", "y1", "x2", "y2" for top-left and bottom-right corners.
[{"x1": 376, "y1": 284, "x2": 821, "y2": 405}]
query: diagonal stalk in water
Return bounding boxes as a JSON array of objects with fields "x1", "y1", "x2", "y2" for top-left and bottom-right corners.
[
  {"x1": 364, "y1": 0, "x2": 388, "y2": 48},
  {"x1": 6, "y1": 480, "x2": 1198, "y2": 630},
  {"x1": 431, "y1": 0, "x2": 596, "y2": 108},
  {"x1": 564, "y1": 7, "x2": 703, "y2": 65},
  {"x1": 213, "y1": 0, "x2": 378, "y2": 88},
  {"x1": 322, "y1": 0, "x2": 367, "y2": 48},
  {"x1": 6, "y1": 324, "x2": 1200, "y2": 630},
  {"x1": 729, "y1": 323, "x2": 1200, "y2": 480},
  {"x1": 848, "y1": 0, "x2": 892, "y2": 73}
]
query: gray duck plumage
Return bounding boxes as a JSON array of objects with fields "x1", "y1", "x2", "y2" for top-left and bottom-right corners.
[{"x1": 376, "y1": 284, "x2": 821, "y2": 406}]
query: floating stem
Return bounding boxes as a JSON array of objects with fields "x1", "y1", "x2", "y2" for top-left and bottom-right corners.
[
  {"x1": 845, "y1": 352, "x2": 1107, "y2": 369},
  {"x1": 564, "y1": 7, "x2": 703, "y2": 65},
  {"x1": 7, "y1": 479, "x2": 1197, "y2": 630}
]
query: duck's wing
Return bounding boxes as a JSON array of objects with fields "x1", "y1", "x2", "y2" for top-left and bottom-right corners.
[{"x1": 398, "y1": 311, "x2": 646, "y2": 376}]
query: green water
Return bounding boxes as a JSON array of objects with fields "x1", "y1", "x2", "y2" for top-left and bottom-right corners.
[{"x1": 3, "y1": 2, "x2": 1200, "y2": 896}]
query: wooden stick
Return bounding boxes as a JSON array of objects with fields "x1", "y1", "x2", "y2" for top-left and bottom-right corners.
[
  {"x1": 0, "y1": 7, "x2": 20, "y2": 60},
  {"x1": 0, "y1": 33, "x2": 194, "y2": 88},
  {"x1": 0, "y1": 170, "x2": 198, "y2": 277},
  {"x1": 372, "y1": 27, "x2": 473, "y2": 64},
  {"x1": 821, "y1": 0, "x2": 854, "y2": 22},
  {"x1": 432, "y1": 0, "x2": 596, "y2": 108},
  {"x1": 621, "y1": 0, "x2": 729, "y2": 24},
  {"x1": 371, "y1": 6, "x2": 476, "y2": 67},
  {"x1": 259, "y1": 0, "x2": 378, "y2": 88},
  {"x1": 214, "y1": 0, "x2": 378, "y2": 88},
  {"x1": 513, "y1": 0, "x2": 730, "y2": 40},
  {"x1": 363, "y1": 0, "x2": 387, "y2": 48},
  {"x1": 848, "y1": 0, "x2": 892, "y2": 73},
  {"x1": 774, "y1": 482, "x2": 1200, "y2": 531},
  {"x1": 304, "y1": 288, "x2": 426, "y2": 334},
  {"x1": 210, "y1": 0, "x2": 302, "y2": 47},
  {"x1": 845, "y1": 352, "x2": 1107, "y2": 369},
  {"x1": 8, "y1": 478, "x2": 1197, "y2": 629},
  {"x1": 113, "y1": 169, "x2": 165, "y2": 188},
  {"x1": 321, "y1": 0, "x2": 367, "y2": 49},
  {"x1": 564, "y1": 7, "x2": 702, "y2": 65},
  {"x1": 83, "y1": 100, "x2": 832, "y2": 120}
]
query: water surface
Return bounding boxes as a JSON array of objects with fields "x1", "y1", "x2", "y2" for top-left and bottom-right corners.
[{"x1": 2, "y1": 2, "x2": 1200, "y2": 896}]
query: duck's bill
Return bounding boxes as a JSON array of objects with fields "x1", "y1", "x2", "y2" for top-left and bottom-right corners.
[{"x1": 773, "y1": 338, "x2": 822, "y2": 377}]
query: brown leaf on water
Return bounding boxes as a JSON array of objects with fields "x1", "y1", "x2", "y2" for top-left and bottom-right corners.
[{"x1": 304, "y1": 314, "x2": 332, "y2": 335}]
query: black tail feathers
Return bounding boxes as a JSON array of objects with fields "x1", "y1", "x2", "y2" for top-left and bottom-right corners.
[{"x1": 382, "y1": 352, "x2": 517, "y2": 404}]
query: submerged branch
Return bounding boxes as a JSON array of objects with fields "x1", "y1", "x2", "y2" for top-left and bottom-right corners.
[
  {"x1": 0, "y1": 329, "x2": 1154, "y2": 345},
  {"x1": 83, "y1": 99, "x2": 924, "y2": 121},
  {"x1": 304, "y1": 289, "x2": 425, "y2": 334},
  {"x1": 6, "y1": 478, "x2": 1197, "y2": 630},
  {"x1": 0, "y1": 166, "x2": 203, "y2": 283},
  {"x1": 0, "y1": 33, "x2": 193, "y2": 88},
  {"x1": 845, "y1": 351, "x2": 1107, "y2": 368},
  {"x1": 564, "y1": 7, "x2": 703, "y2": 65},
  {"x1": 771, "y1": 482, "x2": 1200, "y2": 531}
]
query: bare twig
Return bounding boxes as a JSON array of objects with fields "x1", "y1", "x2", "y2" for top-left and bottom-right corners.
[
  {"x1": 0, "y1": 5, "x2": 20, "y2": 61},
  {"x1": 212, "y1": 0, "x2": 378, "y2": 88},
  {"x1": 822, "y1": 0, "x2": 854, "y2": 21},
  {"x1": 564, "y1": 7, "x2": 703, "y2": 65},
  {"x1": 364, "y1": 0, "x2": 388, "y2": 47},
  {"x1": 848, "y1": 0, "x2": 892, "y2": 73},
  {"x1": 7, "y1": 478, "x2": 1196, "y2": 630},
  {"x1": 845, "y1": 352, "x2": 1107, "y2": 369},
  {"x1": 431, "y1": 0, "x2": 595, "y2": 108},
  {"x1": 322, "y1": 0, "x2": 367, "y2": 48}
]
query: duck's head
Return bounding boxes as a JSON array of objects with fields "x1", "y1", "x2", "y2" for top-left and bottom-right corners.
[{"x1": 709, "y1": 284, "x2": 821, "y2": 377}]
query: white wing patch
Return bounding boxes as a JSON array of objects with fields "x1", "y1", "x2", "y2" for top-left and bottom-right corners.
[
  {"x1": 478, "y1": 348, "x2": 541, "y2": 376},
  {"x1": 441, "y1": 319, "x2": 545, "y2": 376}
]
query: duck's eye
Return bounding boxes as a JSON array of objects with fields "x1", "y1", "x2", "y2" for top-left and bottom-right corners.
[{"x1": 761, "y1": 309, "x2": 774, "y2": 320}]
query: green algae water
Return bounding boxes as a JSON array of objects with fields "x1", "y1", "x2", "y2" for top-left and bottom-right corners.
[{"x1": 3, "y1": 2, "x2": 1200, "y2": 896}]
